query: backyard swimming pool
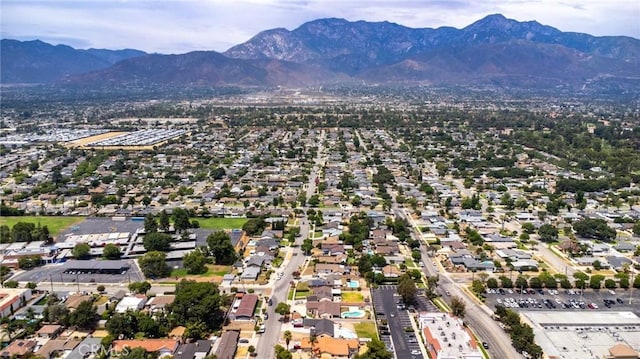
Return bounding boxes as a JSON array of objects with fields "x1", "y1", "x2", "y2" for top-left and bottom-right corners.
[{"x1": 341, "y1": 309, "x2": 366, "y2": 319}]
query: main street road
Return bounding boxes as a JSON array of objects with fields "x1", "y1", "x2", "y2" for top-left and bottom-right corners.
[
  {"x1": 394, "y1": 208, "x2": 523, "y2": 359},
  {"x1": 256, "y1": 129, "x2": 325, "y2": 359}
]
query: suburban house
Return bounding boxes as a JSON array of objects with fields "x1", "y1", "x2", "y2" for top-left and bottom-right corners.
[
  {"x1": 112, "y1": 339, "x2": 179, "y2": 357},
  {"x1": 35, "y1": 324, "x2": 64, "y2": 339},
  {"x1": 229, "y1": 294, "x2": 258, "y2": 321},
  {"x1": 146, "y1": 295, "x2": 175, "y2": 312},
  {"x1": 173, "y1": 340, "x2": 212, "y2": 359},
  {"x1": 36, "y1": 338, "x2": 81, "y2": 359},
  {"x1": 214, "y1": 330, "x2": 239, "y2": 359},
  {"x1": 303, "y1": 318, "x2": 335, "y2": 337},
  {"x1": 306, "y1": 301, "x2": 342, "y2": 318},
  {"x1": 316, "y1": 263, "x2": 348, "y2": 275},
  {"x1": 240, "y1": 266, "x2": 261, "y2": 281},
  {"x1": 1, "y1": 339, "x2": 37, "y2": 358},
  {"x1": 300, "y1": 334, "x2": 359, "y2": 358},
  {"x1": 115, "y1": 295, "x2": 147, "y2": 313}
]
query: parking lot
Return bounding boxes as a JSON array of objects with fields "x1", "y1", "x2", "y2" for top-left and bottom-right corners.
[
  {"x1": 484, "y1": 287, "x2": 640, "y2": 313},
  {"x1": 371, "y1": 285, "x2": 424, "y2": 359},
  {"x1": 12, "y1": 259, "x2": 144, "y2": 284}
]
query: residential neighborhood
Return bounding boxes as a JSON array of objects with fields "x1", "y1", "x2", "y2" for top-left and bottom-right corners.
[{"x1": 1, "y1": 98, "x2": 639, "y2": 359}]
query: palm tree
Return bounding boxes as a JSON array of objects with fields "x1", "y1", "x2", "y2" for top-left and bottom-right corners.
[
  {"x1": 309, "y1": 332, "x2": 319, "y2": 359},
  {"x1": 283, "y1": 330, "x2": 292, "y2": 350}
]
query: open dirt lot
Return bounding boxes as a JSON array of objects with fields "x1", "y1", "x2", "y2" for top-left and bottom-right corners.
[{"x1": 65, "y1": 132, "x2": 127, "y2": 147}]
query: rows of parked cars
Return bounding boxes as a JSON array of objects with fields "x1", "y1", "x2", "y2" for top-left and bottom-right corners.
[{"x1": 497, "y1": 295, "x2": 625, "y2": 310}]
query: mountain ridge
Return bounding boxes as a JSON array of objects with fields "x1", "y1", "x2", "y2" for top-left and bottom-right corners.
[
  {"x1": 0, "y1": 39, "x2": 147, "y2": 83},
  {"x1": 2, "y1": 14, "x2": 639, "y2": 90}
]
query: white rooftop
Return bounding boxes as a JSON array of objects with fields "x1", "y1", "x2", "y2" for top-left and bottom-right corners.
[{"x1": 523, "y1": 311, "x2": 640, "y2": 359}]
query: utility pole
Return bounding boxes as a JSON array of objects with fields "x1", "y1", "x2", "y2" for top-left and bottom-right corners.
[{"x1": 49, "y1": 274, "x2": 54, "y2": 293}]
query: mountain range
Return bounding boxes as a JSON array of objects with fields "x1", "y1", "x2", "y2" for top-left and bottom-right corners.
[{"x1": 1, "y1": 14, "x2": 639, "y2": 89}]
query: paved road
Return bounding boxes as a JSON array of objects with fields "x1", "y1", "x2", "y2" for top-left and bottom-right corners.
[
  {"x1": 256, "y1": 129, "x2": 324, "y2": 359},
  {"x1": 394, "y1": 207, "x2": 523, "y2": 359},
  {"x1": 255, "y1": 248, "x2": 306, "y2": 358}
]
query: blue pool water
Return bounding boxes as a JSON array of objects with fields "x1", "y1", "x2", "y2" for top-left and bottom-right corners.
[{"x1": 341, "y1": 310, "x2": 366, "y2": 319}]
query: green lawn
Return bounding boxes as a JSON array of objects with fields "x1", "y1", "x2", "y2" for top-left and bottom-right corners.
[
  {"x1": 170, "y1": 265, "x2": 230, "y2": 278},
  {"x1": 354, "y1": 322, "x2": 378, "y2": 340},
  {"x1": 195, "y1": 217, "x2": 249, "y2": 230},
  {"x1": 170, "y1": 268, "x2": 190, "y2": 277},
  {"x1": 404, "y1": 258, "x2": 416, "y2": 268},
  {"x1": 0, "y1": 216, "x2": 84, "y2": 236}
]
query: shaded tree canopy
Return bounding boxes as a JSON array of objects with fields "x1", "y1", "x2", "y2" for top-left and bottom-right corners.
[
  {"x1": 573, "y1": 218, "x2": 616, "y2": 241},
  {"x1": 169, "y1": 280, "x2": 224, "y2": 330},
  {"x1": 206, "y1": 231, "x2": 238, "y2": 265}
]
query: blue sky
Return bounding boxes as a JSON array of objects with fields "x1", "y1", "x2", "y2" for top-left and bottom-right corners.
[{"x1": 1, "y1": 0, "x2": 639, "y2": 54}]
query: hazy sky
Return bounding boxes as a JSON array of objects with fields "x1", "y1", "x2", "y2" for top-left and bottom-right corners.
[{"x1": 2, "y1": 0, "x2": 639, "y2": 54}]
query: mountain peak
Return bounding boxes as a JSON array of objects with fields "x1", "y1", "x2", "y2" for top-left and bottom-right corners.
[
  {"x1": 466, "y1": 13, "x2": 518, "y2": 31},
  {"x1": 3, "y1": 15, "x2": 639, "y2": 90}
]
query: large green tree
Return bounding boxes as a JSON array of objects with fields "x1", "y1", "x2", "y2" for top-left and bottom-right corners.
[
  {"x1": 206, "y1": 231, "x2": 237, "y2": 265},
  {"x1": 158, "y1": 210, "x2": 171, "y2": 232},
  {"x1": 172, "y1": 208, "x2": 191, "y2": 232},
  {"x1": 128, "y1": 281, "x2": 152, "y2": 294},
  {"x1": 103, "y1": 243, "x2": 122, "y2": 259},
  {"x1": 183, "y1": 250, "x2": 207, "y2": 274},
  {"x1": 143, "y1": 232, "x2": 172, "y2": 252},
  {"x1": 450, "y1": 296, "x2": 466, "y2": 318},
  {"x1": 538, "y1": 224, "x2": 558, "y2": 242},
  {"x1": 138, "y1": 251, "x2": 171, "y2": 278},
  {"x1": 169, "y1": 280, "x2": 224, "y2": 330},
  {"x1": 573, "y1": 219, "x2": 616, "y2": 241},
  {"x1": 397, "y1": 274, "x2": 417, "y2": 305},
  {"x1": 68, "y1": 300, "x2": 98, "y2": 330},
  {"x1": 354, "y1": 339, "x2": 392, "y2": 359},
  {"x1": 72, "y1": 243, "x2": 91, "y2": 259},
  {"x1": 242, "y1": 218, "x2": 267, "y2": 236},
  {"x1": 144, "y1": 213, "x2": 157, "y2": 233}
]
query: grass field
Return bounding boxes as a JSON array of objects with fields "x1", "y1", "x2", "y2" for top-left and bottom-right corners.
[
  {"x1": 170, "y1": 265, "x2": 231, "y2": 278},
  {"x1": 0, "y1": 216, "x2": 84, "y2": 236},
  {"x1": 195, "y1": 217, "x2": 249, "y2": 230},
  {"x1": 354, "y1": 322, "x2": 378, "y2": 340},
  {"x1": 341, "y1": 292, "x2": 364, "y2": 302}
]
